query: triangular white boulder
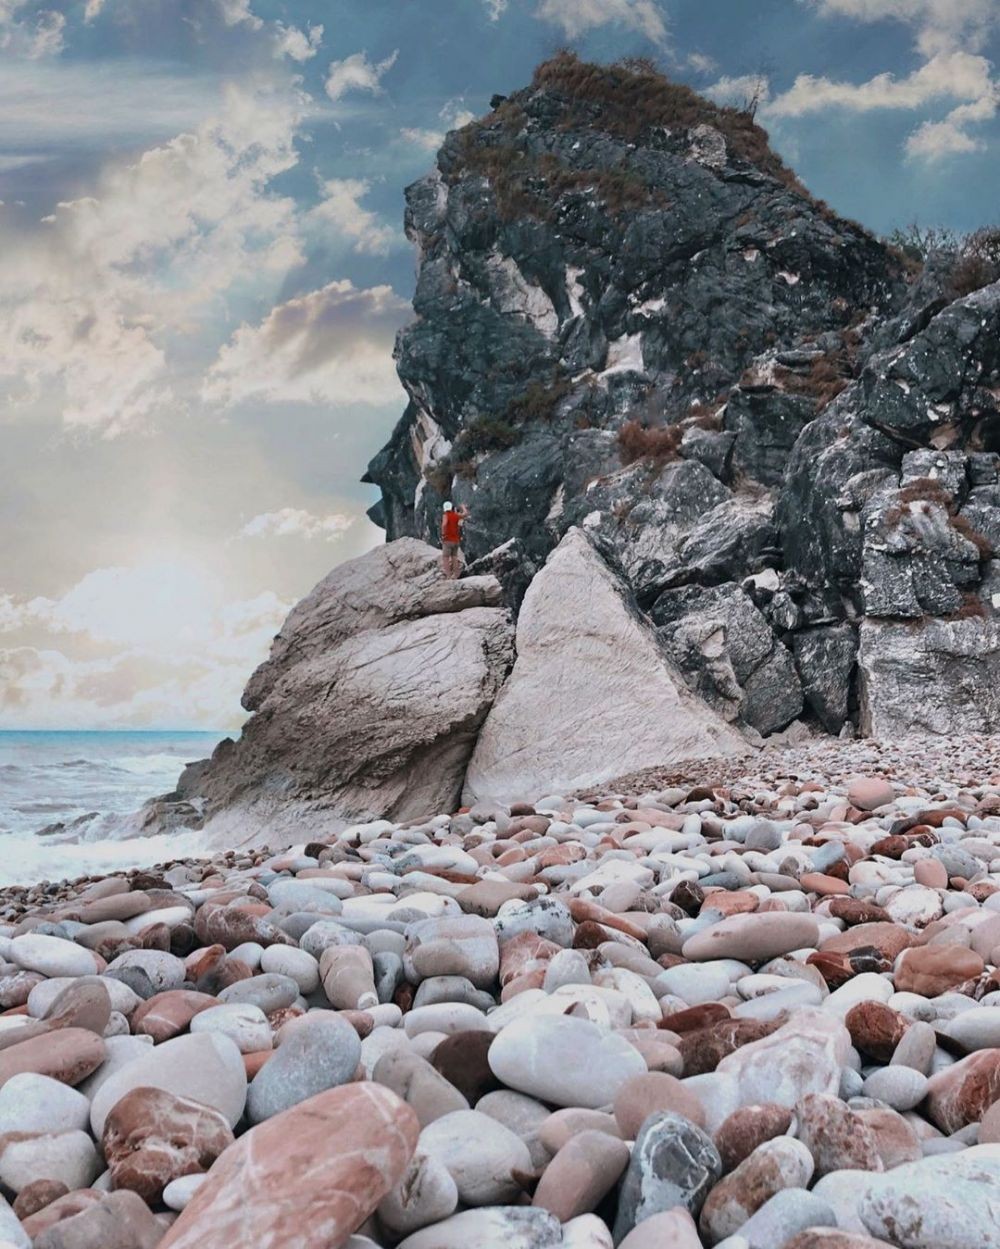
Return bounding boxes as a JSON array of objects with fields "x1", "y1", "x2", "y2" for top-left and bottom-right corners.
[{"x1": 464, "y1": 528, "x2": 750, "y2": 802}]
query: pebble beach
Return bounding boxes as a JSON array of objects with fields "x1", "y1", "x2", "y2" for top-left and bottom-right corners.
[{"x1": 2, "y1": 736, "x2": 1000, "y2": 1249}]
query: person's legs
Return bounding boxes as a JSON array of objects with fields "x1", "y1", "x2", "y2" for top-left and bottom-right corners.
[{"x1": 442, "y1": 541, "x2": 458, "y2": 578}]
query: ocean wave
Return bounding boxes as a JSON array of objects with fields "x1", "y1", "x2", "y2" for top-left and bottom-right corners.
[
  {"x1": 112, "y1": 753, "x2": 193, "y2": 776},
  {"x1": 0, "y1": 825, "x2": 214, "y2": 888}
]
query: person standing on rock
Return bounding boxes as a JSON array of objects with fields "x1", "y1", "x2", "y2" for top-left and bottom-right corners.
[{"x1": 441, "y1": 501, "x2": 468, "y2": 579}]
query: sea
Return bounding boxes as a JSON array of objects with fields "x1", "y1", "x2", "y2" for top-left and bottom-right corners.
[{"x1": 0, "y1": 731, "x2": 227, "y2": 888}]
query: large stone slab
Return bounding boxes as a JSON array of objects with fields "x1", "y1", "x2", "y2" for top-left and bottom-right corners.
[
  {"x1": 158, "y1": 539, "x2": 513, "y2": 847},
  {"x1": 859, "y1": 617, "x2": 1000, "y2": 738},
  {"x1": 465, "y1": 529, "x2": 749, "y2": 801},
  {"x1": 159, "y1": 1084, "x2": 419, "y2": 1249}
]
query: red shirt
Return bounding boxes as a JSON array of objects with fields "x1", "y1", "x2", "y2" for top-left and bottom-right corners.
[{"x1": 442, "y1": 510, "x2": 461, "y2": 543}]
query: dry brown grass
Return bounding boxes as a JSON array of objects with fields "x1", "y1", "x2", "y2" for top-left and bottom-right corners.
[
  {"x1": 774, "y1": 351, "x2": 854, "y2": 411},
  {"x1": 452, "y1": 140, "x2": 664, "y2": 223},
  {"x1": 618, "y1": 420, "x2": 683, "y2": 465},
  {"x1": 898, "y1": 478, "x2": 952, "y2": 507},
  {"x1": 530, "y1": 52, "x2": 812, "y2": 197},
  {"x1": 949, "y1": 229, "x2": 1000, "y2": 297},
  {"x1": 948, "y1": 593, "x2": 989, "y2": 620},
  {"x1": 951, "y1": 512, "x2": 995, "y2": 557}
]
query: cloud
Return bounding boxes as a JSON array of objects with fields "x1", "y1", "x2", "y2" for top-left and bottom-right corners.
[
  {"x1": 274, "y1": 21, "x2": 323, "y2": 61},
  {"x1": 534, "y1": 0, "x2": 668, "y2": 44},
  {"x1": 0, "y1": 59, "x2": 225, "y2": 151},
  {"x1": 484, "y1": 0, "x2": 508, "y2": 17},
  {"x1": 0, "y1": 84, "x2": 306, "y2": 433},
  {"x1": 309, "y1": 177, "x2": 396, "y2": 255},
  {"x1": 201, "y1": 278, "x2": 408, "y2": 409},
  {"x1": 325, "y1": 49, "x2": 398, "y2": 102},
  {"x1": 705, "y1": 74, "x2": 771, "y2": 109},
  {"x1": 0, "y1": 2, "x2": 65, "y2": 57},
  {"x1": 400, "y1": 99, "x2": 477, "y2": 153},
  {"x1": 807, "y1": 1, "x2": 1000, "y2": 54},
  {"x1": 238, "y1": 508, "x2": 354, "y2": 541},
  {"x1": 0, "y1": 565, "x2": 293, "y2": 728},
  {"x1": 768, "y1": 51, "x2": 994, "y2": 116},
  {"x1": 216, "y1": 0, "x2": 263, "y2": 30},
  {"x1": 790, "y1": 2, "x2": 1000, "y2": 160},
  {"x1": 687, "y1": 52, "x2": 718, "y2": 75}
]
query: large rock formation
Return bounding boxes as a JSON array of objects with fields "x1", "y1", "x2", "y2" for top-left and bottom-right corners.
[
  {"x1": 166, "y1": 541, "x2": 515, "y2": 847},
  {"x1": 464, "y1": 529, "x2": 747, "y2": 802},
  {"x1": 363, "y1": 53, "x2": 1000, "y2": 739},
  {"x1": 148, "y1": 55, "x2": 1000, "y2": 845}
]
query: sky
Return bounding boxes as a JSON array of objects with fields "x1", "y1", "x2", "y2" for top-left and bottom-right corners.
[{"x1": 1, "y1": 0, "x2": 999, "y2": 730}]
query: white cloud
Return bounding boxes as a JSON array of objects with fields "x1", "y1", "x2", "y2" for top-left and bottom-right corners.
[
  {"x1": 239, "y1": 508, "x2": 354, "y2": 541},
  {"x1": 216, "y1": 0, "x2": 262, "y2": 29},
  {"x1": 705, "y1": 74, "x2": 771, "y2": 109},
  {"x1": 0, "y1": 2, "x2": 65, "y2": 57},
  {"x1": 0, "y1": 85, "x2": 306, "y2": 433},
  {"x1": 202, "y1": 278, "x2": 408, "y2": 409},
  {"x1": 905, "y1": 117, "x2": 985, "y2": 159},
  {"x1": 791, "y1": 2, "x2": 1000, "y2": 160},
  {"x1": 769, "y1": 51, "x2": 994, "y2": 116},
  {"x1": 534, "y1": 0, "x2": 668, "y2": 44},
  {"x1": 274, "y1": 21, "x2": 323, "y2": 61},
  {"x1": 399, "y1": 99, "x2": 477, "y2": 154},
  {"x1": 484, "y1": 0, "x2": 508, "y2": 18},
  {"x1": 325, "y1": 49, "x2": 398, "y2": 102},
  {"x1": 687, "y1": 52, "x2": 718, "y2": 75},
  {"x1": 807, "y1": 0, "x2": 1000, "y2": 54},
  {"x1": 0, "y1": 59, "x2": 225, "y2": 150},
  {"x1": 309, "y1": 177, "x2": 396, "y2": 255},
  {"x1": 0, "y1": 565, "x2": 293, "y2": 729}
]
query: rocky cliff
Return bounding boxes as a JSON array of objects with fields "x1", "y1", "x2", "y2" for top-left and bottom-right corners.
[
  {"x1": 365, "y1": 52, "x2": 1000, "y2": 741},
  {"x1": 150, "y1": 55, "x2": 1000, "y2": 846}
]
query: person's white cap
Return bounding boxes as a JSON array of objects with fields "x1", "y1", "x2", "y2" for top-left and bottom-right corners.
[{"x1": 443, "y1": 501, "x2": 454, "y2": 511}]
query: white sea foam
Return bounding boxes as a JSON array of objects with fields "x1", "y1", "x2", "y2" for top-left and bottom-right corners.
[{"x1": 0, "y1": 730, "x2": 225, "y2": 887}]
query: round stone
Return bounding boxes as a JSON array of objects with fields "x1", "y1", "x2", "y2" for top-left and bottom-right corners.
[
  {"x1": 532, "y1": 1129, "x2": 630, "y2": 1222},
  {"x1": 0, "y1": 1130, "x2": 100, "y2": 1194},
  {"x1": 103, "y1": 1086, "x2": 234, "y2": 1202},
  {"x1": 105, "y1": 950, "x2": 186, "y2": 996},
  {"x1": 190, "y1": 1004, "x2": 273, "y2": 1055},
  {"x1": 417, "y1": 1109, "x2": 533, "y2": 1206},
  {"x1": 9, "y1": 935, "x2": 98, "y2": 979},
  {"x1": 258, "y1": 946, "x2": 320, "y2": 994},
  {"x1": 403, "y1": 916, "x2": 500, "y2": 990},
  {"x1": 612, "y1": 1111, "x2": 722, "y2": 1242},
  {"x1": 714, "y1": 1104, "x2": 794, "y2": 1172},
  {"x1": 0, "y1": 1073, "x2": 91, "y2": 1135},
  {"x1": 377, "y1": 1152, "x2": 459, "y2": 1236},
  {"x1": 247, "y1": 1013, "x2": 361, "y2": 1124},
  {"x1": 0, "y1": 1028, "x2": 106, "y2": 1091},
  {"x1": 699, "y1": 1137, "x2": 815, "y2": 1243},
  {"x1": 217, "y1": 973, "x2": 299, "y2": 1013},
  {"x1": 152, "y1": 1084, "x2": 419, "y2": 1249},
  {"x1": 847, "y1": 779, "x2": 895, "y2": 811},
  {"x1": 681, "y1": 913, "x2": 820, "y2": 963},
  {"x1": 944, "y1": 1006, "x2": 1000, "y2": 1052},
  {"x1": 613, "y1": 1072, "x2": 705, "y2": 1137},
  {"x1": 861, "y1": 1066, "x2": 928, "y2": 1111},
  {"x1": 89, "y1": 1032, "x2": 247, "y2": 1137},
  {"x1": 163, "y1": 1174, "x2": 209, "y2": 1213},
  {"x1": 487, "y1": 1015, "x2": 646, "y2": 1109}
]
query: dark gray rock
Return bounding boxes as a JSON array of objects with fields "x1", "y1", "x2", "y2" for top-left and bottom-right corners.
[
  {"x1": 725, "y1": 387, "x2": 817, "y2": 488},
  {"x1": 859, "y1": 617, "x2": 1000, "y2": 736},
  {"x1": 653, "y1": 583, "x2": 802, "y2": 734},
  {"x1": 792, "y1": 624, "x2": 857, "y2": 733},
  {"x1": 612, "y1": 1111, "x2": 722, "y2": 1244}
]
